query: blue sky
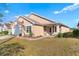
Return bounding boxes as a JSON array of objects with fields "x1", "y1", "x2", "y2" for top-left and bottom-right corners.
[{"x1": 0, "y1": 3, "x2": 79, "y2": 28}]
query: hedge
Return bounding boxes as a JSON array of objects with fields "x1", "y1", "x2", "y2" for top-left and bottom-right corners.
[
  {"x1": 57, "y1": 29, "x2": 79, "y2": 38},
  {"x1": 0, "y1": 30, "x2": 8, "y2": 35}
]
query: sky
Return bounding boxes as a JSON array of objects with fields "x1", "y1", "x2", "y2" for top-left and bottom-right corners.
[{"x1": 0, "y1": 3, "x2": 79, "y2": 28}]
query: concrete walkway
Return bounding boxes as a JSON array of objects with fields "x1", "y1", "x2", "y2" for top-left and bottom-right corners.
[
  {"x1": 0, "y1": 35, "x2": 15, "y2": 46},
  {"x1": 0, "y1": 35, "x2": 14, "y2": 40},
  {"x1": 16, "y1": 36, "x2": 54, "y2": 40}
]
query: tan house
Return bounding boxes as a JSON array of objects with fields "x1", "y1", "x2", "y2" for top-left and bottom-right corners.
[{"x1": 11, "y1": 13, "x2": 72, "y2": 37}]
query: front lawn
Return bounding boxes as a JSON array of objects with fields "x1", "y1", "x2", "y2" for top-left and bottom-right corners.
[{"x1": 0, "y1": 37, "x2": 79, "y2": 56}]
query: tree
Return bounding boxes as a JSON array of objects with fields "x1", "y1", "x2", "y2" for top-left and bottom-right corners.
[
  {"x1": 0, "y1": 13, "x2": 3, "y2": 22},
  {"x1": 77, "y1": 22, "x2": 79, "y2": 29},
  {"x1": 73, "y1": 29, "x2": 79, "y2": 37}
]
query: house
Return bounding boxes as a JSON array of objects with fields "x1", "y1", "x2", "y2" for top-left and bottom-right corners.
[
  {"x1": 0, "y1": 23, "x2": 4, "y2": 32},
  {"x1": 0, "y1": 23, "x2": 9, "y2": 32},
  {"x1": 0, "y1": 22, "x2": 13, "y2": 35},
  {"x1": 4, "y1": 23, "x2": 13, "y2": 35},
  {"x1": 10, "y1": 13, "x2": 72, "y2": 37}
]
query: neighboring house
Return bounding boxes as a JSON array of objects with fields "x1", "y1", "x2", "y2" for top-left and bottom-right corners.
[
  {"x1": 4, "y1": 23, "x2": 13, "y2": 35},
  {"x1": 0, "y1": 23, "x2": 8, "y2": 32},
  {"x1": 0, "y1": 23, "x2": 4, "y2": 32},
  {"x1": 10, "y1": 13, "x2": 72, "y2": 37},
  {"x1": 0, "y1": 23, "x2": 12, "y2": 35}
]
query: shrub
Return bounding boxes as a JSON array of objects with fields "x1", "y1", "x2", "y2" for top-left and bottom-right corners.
[
  {"x1": 57, "y1": 33, "x2": 64, "y2": 38},
  {"x1": 57, "y1": 29, "x2": 79, "y2": 38},
  {"x1": 29, "y1": 31, "x2": 33, "y2": 37},
  {"x1": 0, "y1": 31, "x2": 3, "y2": 35},
  {"x1": 57, "y1": 32, "x2": 73, "y2": 38},
  {"x1": 73, "y1": 29, "x2": 79, "y2": 37},
  {"x1": 0, "y1": 30, "x2": 9, "y2": 35},
  {"x1": 3, "y1": 31, "x2": 8, "y2": 35},
  {"x1": 63, "y1": 32, "x2": 73, "y2": 38}
]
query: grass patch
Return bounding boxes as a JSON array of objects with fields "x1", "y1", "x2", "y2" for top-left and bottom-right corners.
[{"x1": 0, "y1": 37, "x2": 79, "y2": 56}]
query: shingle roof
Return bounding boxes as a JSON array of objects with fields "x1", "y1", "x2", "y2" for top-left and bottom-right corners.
[
  {"x1": 17, "y1": 12, "x2": 71, "y2": 28},
  {"x1": 29, "y1": 13, "x2": 56, "y2": 23},
  {"x1": 4, "y1": 23, "x2": 11, "y2": 29},
  {"x1": 57, "y1": 23, "x2": 70, "y2": 28}
]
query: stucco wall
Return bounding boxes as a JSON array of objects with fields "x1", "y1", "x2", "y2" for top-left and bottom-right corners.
[
  {"x1": 56, "y1": 25, "x2": 60, "y2": 34},
  {"x1": 32, "y1": 25, "x2": 44, "y2": 37},
  {"x1": 60, "y1": 26, "x2": 71, "y2": 33},
  {"x1": 17, "y1": 17, "x2": 33, "y2": 36},
  {"x1": 16, "y1": 17, "x2": 44, "y2": 37}
]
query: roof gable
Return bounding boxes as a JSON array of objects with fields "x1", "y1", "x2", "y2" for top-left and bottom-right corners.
[
  {"x1": 17, "y1": 16, "x2": 34, "y2": 24},
  {"x1": 28, "y1": 13, "x2": 56, "y2": 25},
  {"x1": 17, "y1": 16, "x2": 42, "y2": 26},
  {"x1": 15, "y1": 13, "x2": 71, "y2": 28}
]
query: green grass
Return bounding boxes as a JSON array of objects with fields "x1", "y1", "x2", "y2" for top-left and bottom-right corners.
[{"x1": 0, "y1": 37, "x2": 79, "y2": 56}]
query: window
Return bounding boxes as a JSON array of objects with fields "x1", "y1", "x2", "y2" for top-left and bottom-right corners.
[
  {"x1": 49, "y1": 28, "x2": 51, "y2": 33},
  {"x1": 53, "y1": 25, "x2": 57, "y2": 32},
  {"x1": 55, "y1": 26, "x2": 57, "y2": 32},
  {"x1": 26, "y1": 26, "x2": 31, "y2": 33},
  {"x1": 53, "y1": 26, "x2": 54, "y2": 32},
  {"x1": 44, "y1": 26, "x2": 46, "y2": 31}
]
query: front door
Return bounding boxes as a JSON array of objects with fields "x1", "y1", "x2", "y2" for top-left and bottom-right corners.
[{"x1": 14, "y1": 25, "x2": 21, "y2": 36}]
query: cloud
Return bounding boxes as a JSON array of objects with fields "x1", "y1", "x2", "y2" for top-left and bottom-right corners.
[
  {"x1": 15, "y1": 14, "x2": 28, "y2": 18},
  {"x1": 4, "y1": 10, "x2": 9, "y2": 14},
  {"x1": 15, "y1": 15, "x2": 20, "y2": 18},
  {"x1": 54, "y1": 3, "x2": 79, "y2": 14},
  {"x1": 25, "y1": 14, "x2": 28, "y2": 16}
]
